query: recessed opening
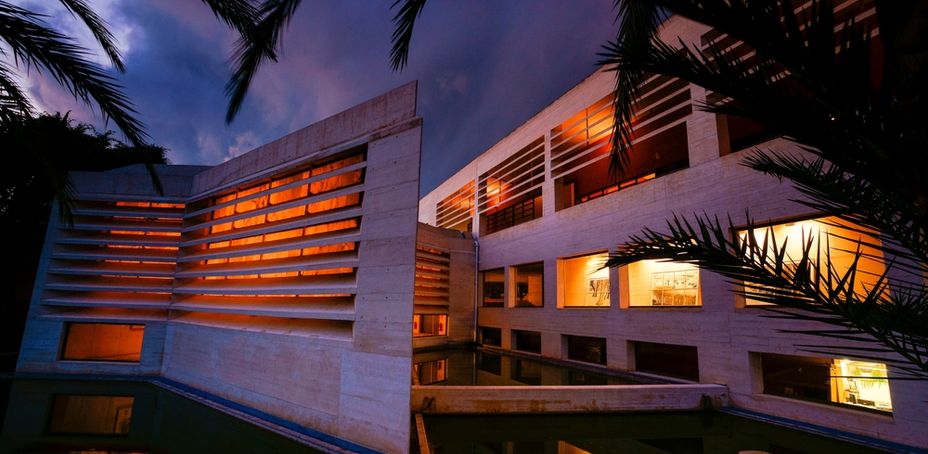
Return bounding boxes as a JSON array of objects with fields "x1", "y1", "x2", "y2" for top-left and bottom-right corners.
[
  {"x1": 48, "y1": 395, "x2": 134, "y2": 435},
  {"x1": 481, "y1": 268, "x2": 505, "y2": 307},
  {"x1": 60, "y1": 323, "x2": 144, "y2": 363},
  {"x1": 628, "y1": 260, "x2": 699, "y2": 307},
  {"x1": 560, "y1": 252, "x2": 610, "y2": 307},
  {"x1": 512, "y1": 329, "x2": 542, "y2": 354},
  {"x1": 413, "y1": 314, "x2": 447, "y2": 337},
  {"x1": 633, "y1": 341, "x2": 699, "y2": 381},
  {"x1": 479, "y1": 326, "x2": 502, "y2": 347},
  {"x1": 513, "y1": 262, "x2": 544, "y2": 308},
  {"x1": 759, "y1": 353, "x2": 892, "y2": 413},
  {"x1": 565, "y1": 335, "x2": 607, "y2": 365}
]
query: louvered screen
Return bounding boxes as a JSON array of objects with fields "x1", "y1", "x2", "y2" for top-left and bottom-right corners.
[
  {"x1": 413, "y1": 244, "x2": 450, "y2": 315},
  {"x1": 477, "y1": 137, "x2": 545, "y2": 234},
  {"x1": 171, "y1": 148, "x2": 366, "y2": 339},
  {"x1": 40, "y1": 199, "x2": 185, "y2": 321},
  {"x1": 435, "y1": 181, "x2": 475, "y2": 232},
  {"x1": 551, "y1": 74, "x2": 691, "y2": 208}
]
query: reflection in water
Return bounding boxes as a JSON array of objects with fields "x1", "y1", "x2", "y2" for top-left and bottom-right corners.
[
  {"x1": 413, "y1": 348, "x2": 649, "y2": 386},
  {"x1": 426, "y1": 413, "x2": 888, "y2": 454},
  {"x1": 49, "y1": 395, "x2": 134, "y2": 435},
  {"x1": 0, "y1": 379, "x2": 319, "y2": 454}
]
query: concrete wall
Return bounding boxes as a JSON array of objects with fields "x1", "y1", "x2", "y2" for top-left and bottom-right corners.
[
  {"x1": 17, "y1": 83, "x2": 424, "y2": 453},
  {"x1": 418, "y1": 15, "x2": 928, "y2": 449},
  {"x1": 414, "y1": 223, "x2": 476, "y2": 349}
]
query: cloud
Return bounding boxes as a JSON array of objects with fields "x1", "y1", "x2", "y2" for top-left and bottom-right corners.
[{"x1": 8, "y1": 0, "x2": 617, "y2": 194}]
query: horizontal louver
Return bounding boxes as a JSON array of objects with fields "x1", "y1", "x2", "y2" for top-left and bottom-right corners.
[
  {"x1": 40, "y1": 200, "x2": 185, "y2": 320},
  {"x1": 172, "y1": 149, "x2": 366, "y2": 334},
  {"x1": 435, "y1": 181, "x2": 475, "y2": 231}
]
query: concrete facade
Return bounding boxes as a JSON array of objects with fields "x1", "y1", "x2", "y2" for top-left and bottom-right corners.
[
  {"x1": 418, "y1": 14, "x2": 928, "y2": 450},
  {"x1": 17, "y1": 83, "x2": 424, "y2": 453}
]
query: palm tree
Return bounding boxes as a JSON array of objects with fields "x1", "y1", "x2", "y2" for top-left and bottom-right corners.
[
  {"x1": 596, "y1": 0, "x2": 928, "y2": 377},
  {"x1": 0, "y1": 0, "x2": 261, "y2": 193}
]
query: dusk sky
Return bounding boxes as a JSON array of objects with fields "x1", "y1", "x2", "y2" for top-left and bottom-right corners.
[{"x1": 15, "y1": 0, "x2": 616, "y2": 193}]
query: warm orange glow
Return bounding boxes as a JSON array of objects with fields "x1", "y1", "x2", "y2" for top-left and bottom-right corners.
[{"x1": 61, "y1": 323, "x2": 144, "y2": 362}]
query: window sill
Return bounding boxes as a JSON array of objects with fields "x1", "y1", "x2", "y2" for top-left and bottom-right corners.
[{"x1": 754, "y1": 393, "x2": 894, "y2": 419}]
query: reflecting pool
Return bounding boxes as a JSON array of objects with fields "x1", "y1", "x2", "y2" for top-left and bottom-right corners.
[
  {"x1": 424, "y1": 412, "x2": 888, "y2": 454},
  {"x1": 413, "y1": 348, "x2": 657, "y2": 386},
  {"x1": 0, "y1": 378, "x2": 319, "y2": 453}
]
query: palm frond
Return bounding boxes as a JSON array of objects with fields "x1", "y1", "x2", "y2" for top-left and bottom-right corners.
[
  {"x1": 58, "y1": 0, "x2": 125, "y2": 72},
  {"x1": 200, "y1": 0, "x2": 260, "y2": 35},
  {"x1": 605, "y1": 213, "x2": 928, "y2": 377},
  {"x1": 225, "y1": 0, "x2": 301, "y2": 123},
  {"x1": 601, "y1": 0, "x2": 663, "y2": 177},
  {"x1": 0, "y1": 62, "x2": 34, "y2": 122},
  {"x1": 0, "y1": 2, "x2": 147, "y2": 146},
  {"x1": 389, "y1": 0, "x2": 427, "y2": 71}
]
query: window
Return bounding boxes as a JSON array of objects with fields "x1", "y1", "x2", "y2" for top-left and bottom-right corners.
[
  {"x1": 717, "y1": 114, "x2": 776, "y2": 156},
  {"x1": 565, "y1": 335, "x2": 607, "y2": 365},
  {"x1": 49, "y1": 395, "x2": 134, "y2": 435},
  {"x1": 514, "y1": 262, "x2": 544, "y2": 307},
  {"x1": 413, "y1": 314, "x2": 447, "y2": 337},
  {"x1": 513, "y1": 330, "x2": 542, "y2": 354},
  {"x1": 60, "y1": 323, "x2": 144, "y2": 362},
  {"x1": 414, "y1": 359, "x2": 447, "y2": 385},
  {"x1": 481, "y1": 269, "x2": 505, "y2": 307},
  {"x1": 477, "y1": 351, "x2": 502, "y2": 375},
  {"x1": 759, "y1": 353, "x2": 892, "y2": 413},
  {"x1": 737, "y1": 217, "x2": 886, "y2": 306},
  {"x1": 560, "y1": 252, "x2": 610, "y2": 307},
  {"x1": 633, "y1": 341, "x2": 699, "y2": 381},
  {"x1": 628, "y1": 260, "x2": 700, "y2": 307},
  {"x1": 479, "y1": 326, "x2": 502, "y2": 347}
]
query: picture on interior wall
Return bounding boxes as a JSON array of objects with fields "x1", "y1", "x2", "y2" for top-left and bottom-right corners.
[
  {"x1": 587, "y1": 277, "x2": 610, "y2": 306},
  {"x1": 651, "y1": 270, "x2": 698, "y2": 306}
]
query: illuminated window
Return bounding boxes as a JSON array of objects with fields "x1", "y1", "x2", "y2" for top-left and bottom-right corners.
[
  {"x1": 413, "y1": 314, "x2": 447, "y2": 337},
  {"x1": 628, "y1": 260, "x2": 700, "y2": 307},
  {"x1": 737, "y1": 217, "x2": 886, "y2": 306},
  {"x1": 560, "y1": 252, "x2": 610, "y2": 307},
  {"x1": 514, "y1": 262, "x2": 544, "y2": 308},
  {"x1": 481, "y1": 269, "x2": 504, "y2": 307},
  {"x1": 49, "y1": 395, "x2": 134, "y2": 435},
  {"x1": 60, "y1": 323, "x2": 144, "y2": 363},
  {"x1": 759, "y1": 353, "x2": 892, "y2": 413}
]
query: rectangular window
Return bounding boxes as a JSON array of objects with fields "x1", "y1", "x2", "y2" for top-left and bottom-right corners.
[
  {"x1": 566, "y1": 335, "x2": 607, "y2": 365},
  {"x1": 633, "y1": 341, "x2": 699, "y2": 381},
  {"x1": 413, "y1": 314, "x2": 447, "y2": 337},
  {"x1": 560, "y1": 252, "x2": 610, "y2": 307},
  {"x1": 628, "y1": 260, "x2": 700, "y2": 307},
  {"x1": 479, "y1": 326, "x2": 502, "y2": 347},
  {"x1": 414, "y1": 359, "x2": 447, "y2": 385},
  {"x1": 513, "y1": 329, "x2": 542, "y2": 354},
  {"x1": 60, "y1": 323, "x2": 144, "y2": 362},
  {"x1": 759, "y1": 353, "x2": 892, "y2": 413},
  {"x1": 481, "y1": 269, "x2": 505, "y2": 307},
  {"x1": 737, "y1": 217, "x2": 885, "y2": 306},
  {"x1": 48, "y1": 395, "x2": 134, "y2": 435},
  {"x1": 514, "y1": 262, "x2": 544, "y2": 307}
]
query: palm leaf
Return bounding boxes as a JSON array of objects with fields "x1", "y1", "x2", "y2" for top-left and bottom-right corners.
[
  {"x1": 58, "y1": 0, "x2": 125, "y2": 72},
  {"x1": 389, "y1": 0, "x2": 427, "y2": 71}
]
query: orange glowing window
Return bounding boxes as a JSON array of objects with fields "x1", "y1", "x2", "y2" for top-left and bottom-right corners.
[
  {"x1": 270, "y1": 172, "x2": 309, "y2": 205},
  {"x1": 232, "y1": 213, "x2": 266, "y2": 229},
  {"x1": 266, "y1": 205, "x2": 306, "y2": 223},
  {"x1": 60, "y1": 323, "x2": 144, "y2": 362},
  {"x1": 308, "y1": 193, "x2": 360, "y2": 214}
]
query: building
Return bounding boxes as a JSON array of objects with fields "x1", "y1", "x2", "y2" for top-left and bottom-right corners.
[
  {"x1": 16, "y1": 83, "x2": 441, "y2": 453},
  {"x1": 14, "y1": 2, "x2": 928, "y2": 452},
  {"x1": 417, "y1": 8, "x2": 928, "y2": 452}
]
